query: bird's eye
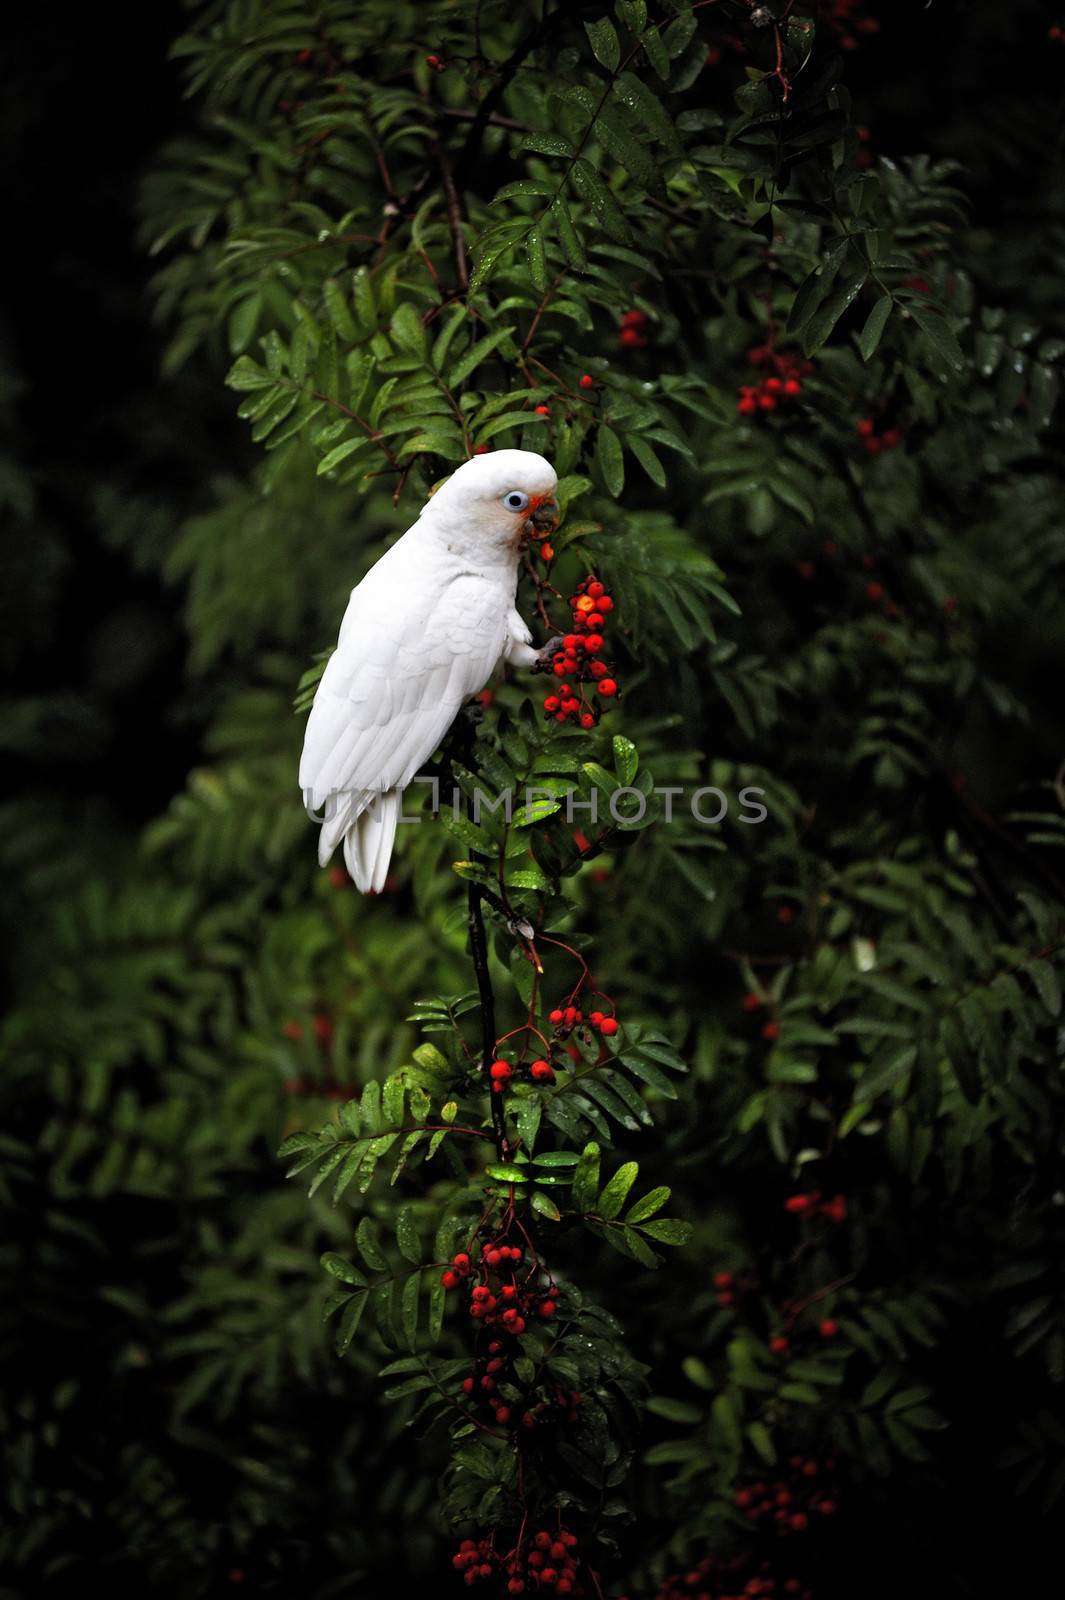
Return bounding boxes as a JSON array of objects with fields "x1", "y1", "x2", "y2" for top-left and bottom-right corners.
[{"x1": 502, "y1": 490, "x2": 530, "y2": 512}]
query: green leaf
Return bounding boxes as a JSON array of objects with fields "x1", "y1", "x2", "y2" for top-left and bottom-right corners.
[
  {"x1": 858, "y1": 295, "x2": 893, "y2": 361},
  {"x1": 612, "y1": 73, "x2": 682, "y2": 156},
  {"x1": 597, "y1": 1160, "x2": 638, "y2": 1219},
  {"x1": 585, "y1": 17, "x2": 621, "y2": 72},
  {"x1": 448, "y1": 327, "x2": 515, "y2": 388},
  {"x1": 228, "y1": 293, "x2": 262, "y2": 355},
  {"x1": 647, "y1": 1395, "x2": 702, "y2": 1422},
  {"x1": 531, "y1": 1190, "x2": 562, "y2": 1222},
  {"x1": 1027, "y1": 958, "x2": 1061, "y2": 1016},
  {"x1": 624, "y1": 1185, "x2": 670, "y2": 1224},
  {"x1": 336, "y1": 1291, "x2": 368, "y2": 1356},
  {"x1": 527, "y1": 224, "x2": 549, "y2": 293},
  {"x1": 396, "y1": 1205, "x2": 421, "y2": 1266},
  {"x1": 595, "y1": 424, "x2": 625, "y2": 496},
  {"x1": 612, "y1": 735, "x2": 638, "y2": 786},
  {"x1": 485, "y1": 1164, "x2": 529, "y2": 1183},
  {"x1": 572, "y1": 1141, "x2": 602, "y2": 1210},
  {"x1": 908, "y1": 304, "x2": 965, "y2": 373},
  {"x1": 568, "y1": 159, "x2": 633, "y2": 243},
  {"x1": 804, "y1": 274, "x2": 868, "y2": 354},
  {"x1": 747, "y1": 1421, "x2": 777, "y2": 1464},
  {"x1": 320, "y1": 1252, "x2": 366, "y2": 1286},
  {"x1": 317, "y1": 437, "x2": 366, "y2": 476},
  {"x1": 639, "y1": 1217, "x2": 693, "y2": 1246},
  {"x1": 401, "y1": 1271, "x2": 420, "y2": 1349},
  {"x1": 356, "y1": 1216, "x2": 389, "y2": 1273},
  {"x1": 391, "y1": 302, "x2": 428, "y2": 361},
  {"x1": 593, "y1": 105, "x2": 662, "y2": 195}
]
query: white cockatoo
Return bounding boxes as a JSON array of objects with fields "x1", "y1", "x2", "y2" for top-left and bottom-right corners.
[{"x1": 299, "y1": 448, "x2": 559, "y2": 892}]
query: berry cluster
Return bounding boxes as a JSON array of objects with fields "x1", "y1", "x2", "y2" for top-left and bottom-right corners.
[
  {"x1": 856, "y1": 418, "x2": 902, "y2": 454},
  {"x1": 441, "y1": 1241, "x2": 559, "y2": 1343},
  {"x1": 547, "y1": 1004, "x2": 619, "y2": 1040},
  {"x1": 712, "y1": 1269, "x2": 756, "y2": 1309},
  {"x1": 488, "y1": 1056, "x2": 557, "y2": 1094},
  {"x1": 825, "y1": 0, "x2": 880, "y2": 51},
  {"x1": 736, "y1": 347, "x2": 813, "y2": 416},
  {"x1": 784, "y1": 1192, "x2": 847, "y2": 1224},
  {"x1": 618, "y1": 308, "x2": 649, "y2": 349},
  {"x1": 734, "y1": 1458, "x2": 839, "y2": 1532},
  {"x1": 654, "y1": 1552, "x2": 811, "y2": 1600},
  {"x1": 542, "y1": 579, "x2": 618, "y2": 726},
  {"x1": 453, "y1": 1528, "x2": 583, "y2": 1593}
]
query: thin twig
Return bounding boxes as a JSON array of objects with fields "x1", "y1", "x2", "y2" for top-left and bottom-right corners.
[
  {"x1": 468, "y1": 883, "x2": 509, "y2": 1156},
  {"x1": 434, "y1": 136, "x2": 469, "y2": 293}
]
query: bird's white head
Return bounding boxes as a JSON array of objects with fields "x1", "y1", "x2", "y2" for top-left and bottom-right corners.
[{"x1": 423, "y1": 448, "x2": 558, "y2": 560}]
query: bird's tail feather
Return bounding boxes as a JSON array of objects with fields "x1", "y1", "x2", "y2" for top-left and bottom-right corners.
[{"x1": 342, "y1": 790, "x2": 402, "y2": 893}]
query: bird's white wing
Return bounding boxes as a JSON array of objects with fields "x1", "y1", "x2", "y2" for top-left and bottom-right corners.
[{"x1": 299, "y1": 535, "x2": 508, "y2": 821}]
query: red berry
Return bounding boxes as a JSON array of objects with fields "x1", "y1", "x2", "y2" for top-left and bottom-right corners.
[
  {"x1": 580, "y1": 713, "x2": 595, "y2": 729},
  {"x1": 596, "y1": 595, "x2": 613, "y2": 612},
  {"x1": 441, "y1": 1270, "x2": 460, "y2": 1289},
  {"x1": 856, "y1": 418, "x2": 875, "y2": 437},
  {"x1": 282, "y1": 1020, "x2": 303, "y2": 1041},
  {"x1": 770, "y1": 1335, "x2": 789, "y2": 1354},
  {"x1": 495, "y1": 1406, "x2": 512, "y2": 1424},
  {"x1": 530, "y1": 1059, "x2": 555, "y2": 1083},
  {"x1": 713, "y1": 1271, "x2": 733, "y2": 1288},
  {"x1": 777, "y1": 905, "x2": 795, "y2": 924},
  {"x1": 540, "y1": 542, "x2": 555, "y2": 562},
  {"x1": 866, "y1": 581, "x2": 885, "y2": 601},
  {"x1": 784, "y1": 1193, "x2": 817, "y2": 1215},
  {"x1": 583, "y1": 633, "x2": 603, "y2": 653},
  {"x1": 783, "y1": 378, "x2": 802, "y2": 396},
  {"x1": 549, "y1": 1009, "x2": 564, "y2": 1024},
  {"x1": 539, "y1": 1299, "x2": 557, "y2": 1318},
  {"x1": 424, "y1": 53, "x2": 444, "y2": 71},
  {"x1": 599, "y1": 1016, "x2": 618, "y2": 1035},
  {"x1": 535, "y1": 405, "x2": 550, "y2": 416},
  {"x1": 490, "y1": 1060, "x2": 512, "y2": 1081},
  {"x1": 819, "y1": 1318, "x2": 839, "y2": 1339},
  {"x1": 761, "y1": 1021, "x2": 780, "y2": 1041},
  {"x1": 742, "y1": 992, "x2": 762, "y2": 1011},
  {"x1": 579, "y1": 374, "x2": 594, "y2": 389},
  {"x1": 473, "y1": 443, "x2": 489, "y2": 454},
  {"x1": 597, "y1": 679, "x2": 617, "y2": 697},
  {"x1": 328, "y1": 866, "x2": 347, "y2": 888},
  {"x1": 619, "y1": 326, "x2": 646, "y2": 348},
  {"x1": 313, "y1": 1014, "x2": 333, "y2": 1045},
  {"x1": 543, "y1": 696, "x2": 560, "y2": 713},
  {"x1": 589, "y1": 660, "x2": 608, "y2": 678}
]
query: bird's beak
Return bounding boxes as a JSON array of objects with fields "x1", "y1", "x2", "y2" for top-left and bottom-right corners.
[{"x1": 528, "y1": 494, "x2": 559, "y2": 534}]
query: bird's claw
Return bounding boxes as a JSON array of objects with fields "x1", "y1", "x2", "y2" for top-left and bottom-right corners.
[{"x1": 532, "y1": 636, "x2": 567, "y2": 673}]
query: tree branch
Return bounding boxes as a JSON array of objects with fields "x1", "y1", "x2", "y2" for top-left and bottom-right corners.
[{"x1": 468, "y1": 882, "x2": 509, "y2": 1157}]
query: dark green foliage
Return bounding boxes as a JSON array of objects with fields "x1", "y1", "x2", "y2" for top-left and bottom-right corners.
[{"x1": 3, "y1": 1, "x2": 1065, "y2": 1596}]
